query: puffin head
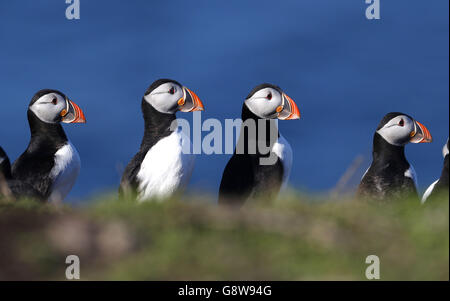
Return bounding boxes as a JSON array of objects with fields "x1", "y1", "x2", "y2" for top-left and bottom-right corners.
[
  {"x1": 28, "y1": 89, "x2": 86, "y2": 124},
  {"x1": 143, "y1": 79, "x2": 204, "y2": 115},
  {"x1": 376, "y1": 112, "x2": 432, "y2": 146},
  {"x1": 244, "y1": 83, "x2": 300, "y2": 120}
]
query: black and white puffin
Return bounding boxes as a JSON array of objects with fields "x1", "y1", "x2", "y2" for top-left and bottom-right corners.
[
  {"x1": 218, "y1": 83, "x2": 300, "y2": 206},
  {"x1": 421, "y1": 138, "x2": 449, "y2": 203},
  {"x1": 0, "y1": 146, "x2": 44, "y2": 201},
  {"x1": 120, "y1": 79, "x2": 205, "y2": 201},
  {"x1": 4, "y1": 89, "x2": 86, "y2": 203},
  {"x1": 357, "y1": 112, "x2": 432, "y2": 201}
]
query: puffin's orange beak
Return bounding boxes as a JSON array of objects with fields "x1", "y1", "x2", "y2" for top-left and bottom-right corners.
[
  {"x1": 410, "y1": 120, "x2": 432, "y2": 143},
  {"x1": 61, "y1": 99, "x2": 86, "y2": 124},
  {"x1": 178, "y1": 87, "x2": 205, "y2": 112},
  {"x1": 277, "y1": 93, "x2": 301, "y2": 120}
]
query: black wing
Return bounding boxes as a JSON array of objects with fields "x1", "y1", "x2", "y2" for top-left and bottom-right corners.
[
  {"x1": 424, "y1": 156, "x2": 449, "y2": 202},
  {"x1": 12, "y1": 149, "x2": 55, "y2": 199},
  {"x1": 8, "y1": 180, "x2": 45, "y2": 202},
  {"x1": 1, "y1": 146, "x2": 45, "y2": 202},
  {"x1": 357, "y1": 165, "x2": 418, "y2": 201},
  {"x1": 218, "y1": 154, "x2": 255, "y2": 206},
  {"x1": 119, "y1": 152, "x2": 146, "y2": 199}
]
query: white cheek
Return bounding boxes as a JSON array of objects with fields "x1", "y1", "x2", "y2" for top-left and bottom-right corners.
[
  {"x1": 145, "y1": 93, "x2": 180, "y2": 114},
  {"x1": 245, "y1": 98, "x2": 281, "y2": 119},
  {"x1": 30, "y1": 102, "x2": 64, "y2": 124},
  {"x1": 377, "y1": 128, "x2": 398, "y2": 145},
  {"x1": 377, "y1": 124, "x2": 413, "y2": 146}
]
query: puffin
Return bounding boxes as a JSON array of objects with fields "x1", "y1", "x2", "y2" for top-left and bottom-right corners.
[
  {"x1": 357, "y1": 112, "x2": 432, "y2": 201},
  {"x1": 6, "y1": 89, "x2": 86, "y2": 203},
  {"x1": 0, "y1": 146, "x2": 44, "y2": 201},
  {"x1": 218, "y1": 83, "x2": 300, "y2": 206},
  {"x1": 120, "y1": 79, "x2": 205, "y2": 201},
  {"x1": 421, "y1": 138, "x2": 449, "y2": 203}
]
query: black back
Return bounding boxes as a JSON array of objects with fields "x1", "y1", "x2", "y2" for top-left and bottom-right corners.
[
  {"x1": 119, "y1": 80, "x2": 178, "y2": 198},
  {"x1": 11, "y1": 105, "x2": 68, "y2": 199},
  {"x1": 357, "y1": 133, "x2": 417, "y2": 201},
  {"x1": 0, "y1": 146, "x2": 45, "y2": 201},
  {"x1": 218, "y1": 103, "x2": 284, "y2": 206}
]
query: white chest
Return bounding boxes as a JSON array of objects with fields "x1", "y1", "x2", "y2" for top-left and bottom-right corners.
[
  {"x1": 137, "y1": 130, "x2": 195, "y2": 201},
  {"x1": 404, "y1": 165, "x2": 418, "y2": 189},
  {"x1": 48, "y1": 142, "x2": 81, "y2": 203},
  {"x1": 422, "y1": 179, "x2": 439, "y2": 204},
  {"x1": 271, "y1": 135, "x2": 293, "y2": 191}
]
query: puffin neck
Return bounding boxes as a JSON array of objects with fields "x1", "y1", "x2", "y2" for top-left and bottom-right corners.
[
  {"x1": 236, "y1": 104, "x2": 280, "y2": 155},
  {"x1": 27, "y1": 110, "x2": 68, "y2": 151},
  {"x1": 372, "y1": 132, "x2": 407, "y2": 164},
  {"x1": 140, "y1": 99, "x2": 177, "y2": 152}
]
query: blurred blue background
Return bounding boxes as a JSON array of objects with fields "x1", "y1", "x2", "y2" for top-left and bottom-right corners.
[{"x1": 0, "y1": 0, "x2": 448, "y2": 202}]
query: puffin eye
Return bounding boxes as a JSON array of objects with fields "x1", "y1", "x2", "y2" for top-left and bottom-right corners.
[
  {"x1": 398, "y1": 119, "x2": 404, "y2": 127},
  {"x1": 51, "y1": 98, "x2": 58, "y2": 105},
  {"x1": 267, "y1": 93, "x2": 272, "y2": 100},
  {"x1": 169, "y1": 87, "x2": 175, "y2": 95}
]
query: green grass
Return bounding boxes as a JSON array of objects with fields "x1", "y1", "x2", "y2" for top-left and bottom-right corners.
[{"x1": 0, "y1": 192, "x2": 448, "y2": 281}]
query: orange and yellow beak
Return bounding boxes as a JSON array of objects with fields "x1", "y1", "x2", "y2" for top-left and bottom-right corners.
[
  {"x1": 178, "y1": 87, "x2": 205, "y2": 112},
  {"x1": 277, "y1": 93, "x2": 301, "y2": 120},
  {"x1": 410, "y1": 120, "x2": 432, "y2": 143},
  {"x1": 61, "y1": 99, "x2": 86, "y2": 124}
]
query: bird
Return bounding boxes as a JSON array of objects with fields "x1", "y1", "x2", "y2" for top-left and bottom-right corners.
[
  {"x1": 4, "y1": 89, "x2": 86, "y2": 203},
  {"x1": 421, "y1": 138, "x2": 449, "y2": 203},
  {"x1": 218, "y1": 83, "x2": 300, "y2": 206},
  {"x1": 357, "y1": 112, "x2": 432, "y2": 201},
  {"x1": 0, "y1": 146, "x2": 44, "y2": 201},
  {"x1": 120, "y1": 79, "x2": 205, "y2": 202}
]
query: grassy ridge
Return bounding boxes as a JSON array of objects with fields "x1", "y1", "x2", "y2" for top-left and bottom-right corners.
[{"x1": 0, "y1": 193, "x2": 448, "y2": 281}]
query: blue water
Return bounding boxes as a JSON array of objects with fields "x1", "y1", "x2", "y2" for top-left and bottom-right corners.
[{"x1": 0, "y1": 1, "x2": 448, "y2": 201}]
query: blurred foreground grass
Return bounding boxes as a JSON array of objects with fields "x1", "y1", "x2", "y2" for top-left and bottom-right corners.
[{"x1": 0, "y1": 192, "x2": 448, "y2": 281}]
